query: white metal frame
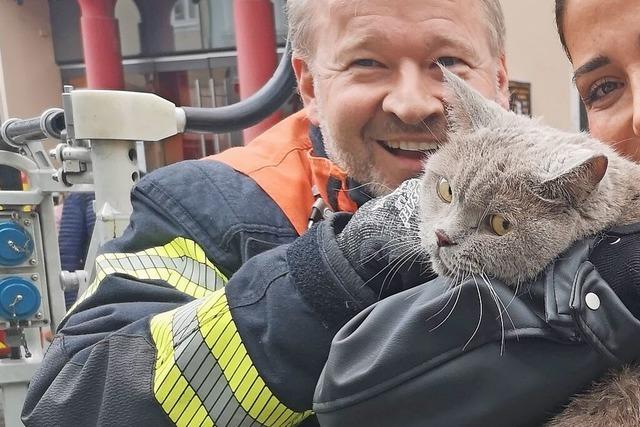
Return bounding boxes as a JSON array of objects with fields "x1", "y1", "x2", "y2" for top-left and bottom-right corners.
[{"x1": 0, "y1": 87, "x2": 184, "y2": 427}]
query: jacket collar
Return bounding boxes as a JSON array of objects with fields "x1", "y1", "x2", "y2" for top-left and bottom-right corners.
[{"x1": 309, "y1": 125, "x2": 373, "y2": 208}]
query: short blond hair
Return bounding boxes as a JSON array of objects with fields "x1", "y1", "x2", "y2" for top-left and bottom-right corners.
[
  {"x1": 286, "y1": 0, "x2": 316, "y2": 61},
  {"x1": 286, "y1": 0, "x2": 506, "y2": 61}
]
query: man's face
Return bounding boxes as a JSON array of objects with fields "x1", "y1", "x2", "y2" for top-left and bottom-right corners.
[
  {"x1": 294, "y1": 0, "x2": 509, "y2": 195},
  {"x1": 564, "y1": 0, "x2": 640, "y2": 162}
]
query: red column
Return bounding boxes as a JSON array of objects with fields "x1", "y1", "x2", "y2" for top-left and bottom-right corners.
[
  {"x1": 77, "y1": 0, "x2": 124, "y2": 89},
  {"x1": 233, "y1": 0, "x2": 281, "y2": 143}
]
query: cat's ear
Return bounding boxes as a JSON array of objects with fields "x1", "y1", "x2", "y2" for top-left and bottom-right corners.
[
  {"x1": 440, "y1": 65, "x2": 507, "y2": 134},
  {"x1": 537, "y1": 154, "x2": 608, "y2": 205}
]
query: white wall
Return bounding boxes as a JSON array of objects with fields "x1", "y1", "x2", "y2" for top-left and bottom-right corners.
[
  {"x1": 0, "y1": 1, "x2": 62, "y2": 121},
  {"x1": 500, "y1": 0, "x2": 578, "y2": 131}
]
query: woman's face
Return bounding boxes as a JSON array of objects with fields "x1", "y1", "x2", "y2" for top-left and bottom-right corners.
[{"x1": 563, "y1": 0, "x2": 640, "y2": 162}]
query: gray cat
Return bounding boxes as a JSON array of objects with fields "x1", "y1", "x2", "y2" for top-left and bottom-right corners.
[{"x1": 418, "y1": 69, "x2": 640, "y2": 426}]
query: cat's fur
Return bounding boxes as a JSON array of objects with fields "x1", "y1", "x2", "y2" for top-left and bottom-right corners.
[{"x1": 418, "y1": 69, "x2": 640, "y2": 426}]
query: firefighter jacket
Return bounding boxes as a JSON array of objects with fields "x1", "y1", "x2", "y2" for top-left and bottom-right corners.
[
  {"x1": 22, "y1": 109, "x2": 371, "y2": 426},
  {"x1": 21, "y1": 108, "x2": 640, "y2": 426}
]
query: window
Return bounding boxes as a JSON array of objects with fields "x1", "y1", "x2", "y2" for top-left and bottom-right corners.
[{"x1": 171, "y1": 0, "x2": 200, "y2": 29}]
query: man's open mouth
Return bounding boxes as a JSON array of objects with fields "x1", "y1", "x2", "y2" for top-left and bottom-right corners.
[{"x1": 376, "y1": 140, "x2": 439, "y2": 159}]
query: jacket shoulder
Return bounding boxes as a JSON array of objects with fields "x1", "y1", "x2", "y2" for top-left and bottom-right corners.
[{"x1": 132, "y1": 159, "x2": 299, "y2": 272}]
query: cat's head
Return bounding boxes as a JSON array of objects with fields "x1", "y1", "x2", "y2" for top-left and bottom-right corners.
[{"x1": 418, "y1": 69, "x2": 609, "y2": 285}]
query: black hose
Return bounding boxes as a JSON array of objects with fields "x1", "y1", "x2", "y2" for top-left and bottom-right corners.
[
  {"x1": 182, "y1": 41, "x2": 297, "y2": 134},
  {"x1": 1, "y1": 108, "x2": 65, "y2": 147}
]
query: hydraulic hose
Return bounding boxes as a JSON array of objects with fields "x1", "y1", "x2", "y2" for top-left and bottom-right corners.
[
  {"x1": 0, "y1": 108, "x2": 65, "y2": 148},
  {"x1": 181, "y1": 41, "x2": 296, "y2": 134}
]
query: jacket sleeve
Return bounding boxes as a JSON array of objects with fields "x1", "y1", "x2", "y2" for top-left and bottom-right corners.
[{"x1": 22, "y1": 162, "x2": 377, "y2": 427}]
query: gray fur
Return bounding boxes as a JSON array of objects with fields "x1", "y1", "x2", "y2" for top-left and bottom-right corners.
[
  {"x1": 419, "y1": 69, "x2": 640, "y2": 285},
  {"x1": 418, "y1": 68, "x2": 640, "y2": 426}
]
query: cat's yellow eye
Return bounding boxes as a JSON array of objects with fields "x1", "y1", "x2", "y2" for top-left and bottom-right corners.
[
  {"x1": 436, "y1": 177, "x2": 453, "y2": 203},
  {"x1": 490, "y1": 214, "x2": 512, "y2": 236}
]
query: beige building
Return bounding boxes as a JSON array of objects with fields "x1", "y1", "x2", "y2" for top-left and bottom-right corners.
[
  {"x1": 0, "y1": 1, "x2": 61, "y2": 122},
  {"x1": 501, "y1": 0, "x2": 580, "y2": 131}
]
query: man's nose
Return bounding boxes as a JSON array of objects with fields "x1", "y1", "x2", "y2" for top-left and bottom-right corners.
[{"x1": 382, "y1": 63, "x2": 444, "y2": 125}]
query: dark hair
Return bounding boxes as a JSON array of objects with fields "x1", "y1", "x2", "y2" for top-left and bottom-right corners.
[{"x1": 555, "y1": 0, "x2": 571, "y2": 60}]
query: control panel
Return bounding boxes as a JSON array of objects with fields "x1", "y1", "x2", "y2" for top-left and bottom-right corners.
[{"x1": 0, "y1": 211, "x2": 49, "y2": 330}]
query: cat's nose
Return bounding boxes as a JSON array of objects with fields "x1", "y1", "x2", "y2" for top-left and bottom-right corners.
[{"x1": 435, "y1": 229, "x2": 456, "y2": 247}]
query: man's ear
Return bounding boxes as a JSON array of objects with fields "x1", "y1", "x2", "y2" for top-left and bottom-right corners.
[
  {"x1": 292, "y1": 57, "x2": 320, "y2": 126},
  {"x1": 495, "y1": 54, "x2": 510, "y2": 109}
]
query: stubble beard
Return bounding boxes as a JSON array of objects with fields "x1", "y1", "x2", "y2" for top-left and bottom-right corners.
[{"x1": 317, "y1": 116, "x2": 394, "y2": 197}]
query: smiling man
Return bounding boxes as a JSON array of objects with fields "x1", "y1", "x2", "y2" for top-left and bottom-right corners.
[
  {"x1": 23, "y1": 1, "x2": 514, "y2": 426},
  {"x1": 294, "y1": 0, "x2": 509, "y2": 193}
]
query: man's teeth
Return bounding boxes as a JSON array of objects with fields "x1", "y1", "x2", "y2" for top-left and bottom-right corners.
[{"x1": 380, "y1": 140, "x2": 439, "y2": 151}]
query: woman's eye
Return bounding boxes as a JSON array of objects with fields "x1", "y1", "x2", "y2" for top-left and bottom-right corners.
[{"x1": 583, "y1": 78, "x2": 624, "y2": 107}]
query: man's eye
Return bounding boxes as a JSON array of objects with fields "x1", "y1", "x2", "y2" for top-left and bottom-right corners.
[
  {"x1": 583, "y1": 78, "x2": 624, "y2": 107},
  {"x1": 351, "y1": 59, "x2": 383, "y2": 68},
  {"x1": 436, "y1": 57, "x2": 464, "y2": 68}
]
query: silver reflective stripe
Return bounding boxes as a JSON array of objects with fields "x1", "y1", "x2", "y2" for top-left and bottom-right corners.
[
  {"x1": 157, "y1": 290, "x2": 312, "y2": 426},
  {"x1": 173, "y1": 299, "x2": 259, "y2": 426}
]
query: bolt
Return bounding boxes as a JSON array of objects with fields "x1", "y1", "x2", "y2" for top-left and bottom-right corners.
[
  {"x1": 31, "y1": 274, "x2": 39, "y2": 281},
  {"x1": 29, "y1": 259, "x2": 37, "y2": 265},
  {"x1": 35, "y1": 312, "x2": 43, "y2": 320},
  {"x1": 23, "y1": 219, "x2": 31, "y2": 226}
]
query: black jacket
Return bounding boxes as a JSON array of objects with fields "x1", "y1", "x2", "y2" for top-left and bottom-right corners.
[{"x1": 315, "y1": 224, "x2": 640, "y2": 426}]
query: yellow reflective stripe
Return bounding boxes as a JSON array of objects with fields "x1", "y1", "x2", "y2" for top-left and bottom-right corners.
[
  {"x1": 65, "y1": 237, "x2": 228, "y2": 317},
  {"x1": 0, "y1": 341, "x2": 6, "y2": 350},
  {"x1": 151, "y1": 309, "x2": 215, "y2": 427},
  {"x1": 150, "y1": 289, "x2": 312, "y2": 426},
  {"x1": 197, "y1": 292, "x2": 312, "y2": 426}
]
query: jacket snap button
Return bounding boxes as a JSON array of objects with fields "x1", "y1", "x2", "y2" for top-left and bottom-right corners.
[{"x1": 585, "y1": 292, "x2": 600, "y2": 310}]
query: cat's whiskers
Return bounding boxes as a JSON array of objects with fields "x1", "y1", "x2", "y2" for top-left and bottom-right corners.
[
  {"x1": 378, "y1": 246, "x2": 423, "y2": 299},
  {"x1": 480, "y1": 271, "x2": 506, "y2": 355},
  {"x1": 484, "y1": 271, "x2": 520, "y2": 350},
  {"x1": 363, "y1": 236, "x2": 414, "y2": 259},
  {"x1": 602, "y1": 135, "x2": 636, "y2": 148},
  {"x1": 502, "y1": 277, "x2": 521, "y2": 315},
  {"x1": 419, "y1": 119, "x2": 444, "y2": 146},
  {"x1": 476, "y1": 201, "x2": 494, "y2": 230},
  {"x1": 357, "y1": 237, "x2": 421, "y2": 267},
  {"x1": 507, "y1": 279, "x2": 522, "y2": 343},
  {"x1": 462, "y1": 275, "x2": 484, "y2": 352},
  {"x1": 426, "y1": 264, "x2": 468, "y2": 330},
  {"x1": 379, "y1": 251, "x2": 420, "y2": 298},
  {"x1": 427, "y1": 279, "x2": 463, "y2": 332},
  {"x1": 336, "y1": 181, "x2": 395, "y2": 199},
  {"x1": 356, "y1": 237, "x2": 428, "y2": 297},
  {"x1": 336, "y1": 182, "x2": 376, "y2": 201}
]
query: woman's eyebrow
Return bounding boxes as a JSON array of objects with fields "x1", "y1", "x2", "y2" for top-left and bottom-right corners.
[{"x1": 573, "y1": 55, "x2": 610, "y2": 82}]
